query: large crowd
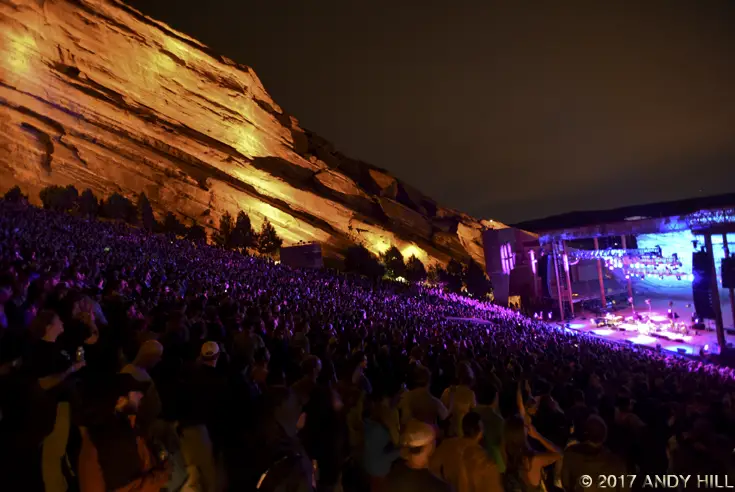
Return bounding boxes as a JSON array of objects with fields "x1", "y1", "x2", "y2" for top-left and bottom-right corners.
[{"x1": 0, "y1": 200, "x2": 733, "y2": 492}]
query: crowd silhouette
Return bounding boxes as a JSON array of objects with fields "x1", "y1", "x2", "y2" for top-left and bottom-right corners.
[{"x1": 0, "y1": 199, "x2": 733, "y2": 492}]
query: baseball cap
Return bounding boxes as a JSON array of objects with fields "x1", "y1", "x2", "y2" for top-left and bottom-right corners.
[{"x1": 200, "y1": 341, "x2": 220, "y2": 359}]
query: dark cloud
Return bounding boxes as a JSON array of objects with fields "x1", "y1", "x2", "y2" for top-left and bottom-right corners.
[{"x1": 126, "y1": 0, "x2": 735, "y2": 223}]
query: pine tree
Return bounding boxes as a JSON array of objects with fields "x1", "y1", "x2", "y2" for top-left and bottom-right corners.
[
  {"x1": 186, "y1": 221, "x2": 208, "y2": 243},
  {"x1": 345, "y1": 245, "x2": 385, "y2": 279},
  {"x1": 137, "y1": 193, "x2": 155, "y2": 230},
  {"x1": 442, "y1": 259, "x2": 465, "y2": 293},
  {"x1": 229, "y1": 211, "x2": 255, "y2": 251},
  {"x1": 426, "y1": 264, "x2": 442, "y2": 286},
  {"x1": 163, "y1": 212, "x2": 184, "y2": 236},
  {"x1": 465, "y1": 259, "x2": 492, "y2": 298},
  {"x1": 3, "y1": 186, "x2": 27, "y2": 203},
  {"x1": 212, "y1": 211, "x2": 234, "y2": 248},
  {"x1": 40, "y1": 185, "x2": 66, "y2": 211},
  {"x1": 78, "y1": 189, "x2": 99, "y2": 217},
  {"x1": 381, "y1": 246, "x2": 406, "y2": 279},
  {"x1": 103, "y1": 193, "x2": 134, "y2": 220},
  {"x1": 63, "y1": 185, "x2": 79, "y2": 212},
  {"x1": 256, "y1": 218, "x2": 283, "y2": 255},
  {"x1": 405, "y1": 255, "x2": 427, "y2": 283}
]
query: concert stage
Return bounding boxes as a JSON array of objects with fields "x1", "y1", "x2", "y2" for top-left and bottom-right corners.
[{"x1": 563, "y1": 308, "x2": 729, "y2": 356}]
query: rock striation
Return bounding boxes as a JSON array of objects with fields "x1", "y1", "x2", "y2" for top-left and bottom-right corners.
[{"x1": 0, "y1": 0, "x2": 505, "y2": 265}]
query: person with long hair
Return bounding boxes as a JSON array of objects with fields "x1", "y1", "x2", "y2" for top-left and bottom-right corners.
[
  {"x1": 441, "y1": 362, "x2": 477, "y2": 438},
  {"x1": 502, "y1": 415, "x2": 561, "y2": 492}
]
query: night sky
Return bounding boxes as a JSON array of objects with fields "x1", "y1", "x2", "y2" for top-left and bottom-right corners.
[{"x1": 126, "y1": 0, "x2": 735, "y2": 224}]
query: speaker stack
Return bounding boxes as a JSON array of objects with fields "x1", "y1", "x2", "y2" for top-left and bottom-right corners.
[
  {"x1": 692, "y1": 251, "x2": 716, "y2": 320},
  {"x1": 538, "y1": 254, "x2": 551, "y2": 299},
  {"x1": 722, "y1": 256, "x2": 735, "y2": 289}
]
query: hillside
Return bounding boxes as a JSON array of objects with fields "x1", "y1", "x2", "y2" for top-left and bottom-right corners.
[{"x1": 0, "y1": 0, "x2": 503, "y2": 265}]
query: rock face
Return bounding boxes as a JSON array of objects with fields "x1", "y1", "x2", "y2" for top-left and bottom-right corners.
[{"x1": 0, "y1": 0, "x2": 506, "y2": 266}]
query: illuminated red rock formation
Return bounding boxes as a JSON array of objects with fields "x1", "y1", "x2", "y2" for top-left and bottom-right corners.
[{"x1": 0, "y1": 0, "x2": 506, "y2": 265}]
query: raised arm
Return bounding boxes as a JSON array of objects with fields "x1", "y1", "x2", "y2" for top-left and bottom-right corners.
[
  {"x1": 39, "y1": 361, "x2": 85, "y2": 390},
  {"x1": 528, "y1": 425, "x2": 562, "y2": 469}
]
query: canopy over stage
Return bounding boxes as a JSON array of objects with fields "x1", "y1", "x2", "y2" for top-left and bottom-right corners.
[{"x1": 517, "y1": 193, "x2": 735, "y2": 245}]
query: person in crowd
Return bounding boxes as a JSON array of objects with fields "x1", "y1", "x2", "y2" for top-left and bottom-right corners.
[
  {"x1": 0, "y1": 274, "x2": 13, "y2": 330},
  {"x1": 292, "y1": 320, "x2": 311, "y2": 355},
  {"x1": 255, "y1": 386, "x2": 314, "y2": 492},
  {"x1": 457, "y1": 412, "x2": 503, "y2": 492},
  {"x1": 503, "y1": 415, "x2": 561, "y2": 492},
  {"x1": 400, "y1": 365, "x2": 450, "y2": 429},
  {"x1": 178, "y1": 341, "x2": 230, "y2": 492},
  {"x1": 293, "y1": 355, "x2": 322, "y2": 406},
  {"x1": 561, "y1": 415, "x2": 628, "y2": 492},
  {"x1": 363, "y1": 394, "x2": 401, "y2": 491},
  {"x1": 234, "y1": 318, "x2": 266, "y2": 367},
  {"x1": 301, "y1": 384, "x2": 347, "y2": 492},
  {"x1": 565, "y1": 389, "x2": 592, "y2": 438},
  {"x1": 430, "y1": 410, "x2": 476, "y2": 490},
  {"x1": 78, "y1": 373, "x2": 171, "y2": 492},
  {"x1": 474, "y1": 384, "x2": 505, "y2": 472},
  {"x1": 384, "y1": 419, "x2": 452, "y2": 492},
  {"x1": 441, "y1": 362, "x2": 477, "y2": 438},
  {"x1": 120, "y1": 340, "x2": 163, "y2": 428},
  {"x1": 26, "y1": 309, "x2": 86, "y2": 492}
]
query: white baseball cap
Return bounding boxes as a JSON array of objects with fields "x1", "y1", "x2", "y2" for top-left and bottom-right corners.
[{"x1": 200, "y1": 341, "x2": 220, "y2": 359}]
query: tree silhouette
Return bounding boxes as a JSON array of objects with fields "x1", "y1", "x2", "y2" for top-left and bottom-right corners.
[
  {"x1": 256, "y1": 218, "x2": 283, "y2": 255},
  {"x1": 465, "y1": 259, "x2": 492, "y2": 299},
  {"x1": 137, "y1": 193, "x2": 156, "y2": 230},
  {"x1": 212, "y1": 211, "x2": 234, "y2": 248},
  {"x1": 78, "y1": 189, "x2": 99, "y2": 217},
  {"x1": 229, "y1": 211, "x2": 256, "y2": 251},
  {"x1": 102, "y1": 193, "x2": 134, "y2": 221},
  {"x1": 441, "y1": 258, "x2": 465, "y2": 293},
  {"x1": 3, "y1": 186, "x2": 27, "y2": 203},
  {"x1": 39, "y1": 185, "x2": 61, "y2": 209},
  {"x1": 186, "y1": 221, "x2": 208, "y2": 243},
  {"x1": 345, "y1": 245, "x2": 385, "y2": 279},
  {"x1": 64, "y1": 185, "x2": 79, "y2": 212},
  {"x1": 405, "y1": 255, "x2": 427, "y2": 283},
  {"x1": 40, "y1": 185, "x2": 78, "y2": 212},
  {"x1": 381, "y1": 246, "x2": 406, "y2": 279},
  {"x1": 427, "y1": 264, "x2": 443, "y2": 286},
  {"x1": 163, "y1": 212, "x2": 185, "y2": 236}
]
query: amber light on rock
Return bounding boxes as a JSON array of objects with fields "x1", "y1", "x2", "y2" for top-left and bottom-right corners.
[{"x1": 0, "y1": 0, "x2": 505, "y2": 265}]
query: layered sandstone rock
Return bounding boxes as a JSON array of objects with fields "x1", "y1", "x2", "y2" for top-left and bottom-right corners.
[{"x1": 0, "y1": 0, "x2": 506, "y2": 265}]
